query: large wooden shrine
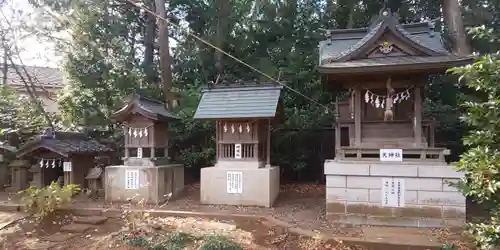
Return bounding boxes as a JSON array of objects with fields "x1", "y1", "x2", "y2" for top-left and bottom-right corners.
[
  {"x1": 320, "y1": 9, "x2": 473, "y2": 227},
  {"x1": 194, "y1": 81, "x2": 282, "y2": 207},
  {"x1": 105, "y1": 94, "x2": 184, "y2": 204}
]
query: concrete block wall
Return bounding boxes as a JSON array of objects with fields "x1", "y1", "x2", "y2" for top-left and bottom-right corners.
[{"x1": 324, "y1": 160, "x2": 466, "y2": 227}]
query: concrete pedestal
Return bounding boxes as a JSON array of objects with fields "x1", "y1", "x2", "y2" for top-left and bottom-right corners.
[
  {"x1": 104, "y1": 164, "x2": 184, "y2": 204},
  {"x1": 324, "y1": 160, "x2": 466, "y2": 228},
  {"x1": 200, "y1": 164, "x2": 280, "y2": 207}
]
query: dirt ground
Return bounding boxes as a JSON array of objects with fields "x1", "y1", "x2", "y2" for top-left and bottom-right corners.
[
  {"x1": 0, "y1": 183, "x2": 472, "y2": 249},
  {"x1": 73, "y1": 183, "x2": 365, "y2": 237},
  {"x1": 0, "y1": 211, "x2": 357, "y2": 250}
]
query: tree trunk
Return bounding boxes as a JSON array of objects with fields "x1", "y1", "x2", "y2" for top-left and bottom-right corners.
[
  {"x1": 144, "y1": 0, "x2": 156, "y2": 75},
  {"x1": 155, "y1": 0, "x2": 174, "y2": 109},
  {"x1": 214, "y1": 0, "x2": 231, "y2": 76},
  {"x1": 1, "y1": 41, "x2": 7, "y2": 86},
  {"x1": 442, "y1": 0, "x2": 471, "y2": 55}
]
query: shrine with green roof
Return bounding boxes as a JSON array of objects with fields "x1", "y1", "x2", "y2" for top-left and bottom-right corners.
[
  {"x1": 321, "y1": 8, "x2": 473, "y2": 227},
  {"x1": 194, "y1": 81, "x2": 282, "y2": 207}
]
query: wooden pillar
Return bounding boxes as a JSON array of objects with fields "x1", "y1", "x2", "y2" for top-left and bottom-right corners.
[
  {"x1": 414, "y1": 86, "x2": 422, "y2": 147},
  {"x1": 266, "y1": 119, "x2": 271, "y2": 166},
  {"x1": 429, "y1": 121, "x2": 435, "y2": 147},
  {"x1": 164, "y1": 141, "x2": 169, "y2": 159},
  {"x1": 354, "y1": 87, "x2": 362, "y2": 147},
  {"x1": 64, "y1": 171, "x2": 72, "y2": 186},
  {"x1": 215, "y1": 121, "x2": 219, "y2": 160},
  {"x1": 334, "y1": 99, "x2": 341, "y2": 158}
]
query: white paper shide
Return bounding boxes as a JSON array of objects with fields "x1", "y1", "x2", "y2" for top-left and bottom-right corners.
[
  {"x1": 226, "y1": 171, "x2": 243, "y2": 194},
  {"x1": 379, "y1": 148, "x2": 403, "y2": 162},
  {"x1": 381, "y1": 178, "x2": 405, "y2": 208}
]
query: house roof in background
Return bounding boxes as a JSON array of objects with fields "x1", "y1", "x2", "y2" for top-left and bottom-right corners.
[{"x1": 0, "y1": 65, "x2": 63, "y2": 88}]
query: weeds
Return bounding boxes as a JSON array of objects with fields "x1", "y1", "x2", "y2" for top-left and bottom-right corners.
[
  {"x1": 149, "y1": 232, "x2": 191, "y2": 250},
  {"x1": 199, "y1": 235, "x2": 243, "y2": 250},
  {"x1": 439, "y1": 243, "x2": 458, "y2": 250}
]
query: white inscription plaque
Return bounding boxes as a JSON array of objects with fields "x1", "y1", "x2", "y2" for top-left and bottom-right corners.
[
  {"x1": 63, "y1": 161, "x2": 72, "y2": 172},
  {"x1": 125, "y1": 170, "x2": 139, "y2": 190},
  {"x1": 226, "y1": 171, "x2": 243, "y2": 194},
  {"x1": 381, "y1": 178, "x2": 405, "y2": 208},
  {"x1": 234, "y1": 143, "x2": 242, "y2": 159},
  {"x1": 137, "y1": 148, "x2": 143, "y2": 158},
  {"x1": 380, "y1": 149, "x2": 403, "y2": 162}
]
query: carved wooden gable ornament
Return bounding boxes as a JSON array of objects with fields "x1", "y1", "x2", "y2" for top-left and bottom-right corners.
[{"x1": 317, "y1": 8, "x2": 474, "y2": 75}]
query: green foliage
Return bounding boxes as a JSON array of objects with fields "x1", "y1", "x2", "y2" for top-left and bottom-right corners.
[
  {"x1": 18, "y1": 182, "x2": 80, "y2": 219},
  {"x1": 451, "y1": 54, "x2": 500, "y2": 249},
  {"x1": 439, "y1": 243, "x2": 458, "y2": 250},
  {"x1": 127, "y1": 236, "x2": 150, "y2": 247},
  {"x1": 25, "y1": 0, "x2": 500, "y2": 180},
  {"x1": 199, "y1": 235, "x2": 242, "y2": 250},
  {"x1": 0, "y1": 86, "x2": 54, "y2": 134},
  {"x1": 467, "y1": 217, "x2": 500, "y2": 249},
  {"x1": 150, "y1": 232, "x2": 191, "y2": 250},
  {"x1": 122, "y1": 229, "x2": 192, "y2": 250}
]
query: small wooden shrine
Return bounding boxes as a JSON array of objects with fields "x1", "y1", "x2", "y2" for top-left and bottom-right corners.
[
  {"x1": 194, "y1": 81, "x2": 282, "y2": 207},
  {"x1": 105, "y1": 93, "x2": 184, "y2": 203},
  {"x1": 15, "y1": 129, "x2": 112, "y2": 190},
  {"x1": 319, "y1": 9, "x2": 473, "y2": 227}
]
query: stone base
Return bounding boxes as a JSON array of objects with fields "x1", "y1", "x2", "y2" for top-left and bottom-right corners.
[
  {"x1": 200, "y1": 166, "x2": 279, "y2": 207},
  {"x1": 324, "y1": 160, "x2": 466, "y2": 228},
  {"x1": 104, "y1": 164, "x2": 184, "y2": 204}
]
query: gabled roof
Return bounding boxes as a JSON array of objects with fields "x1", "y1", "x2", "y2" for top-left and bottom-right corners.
[
  {"x1": 318, "y1": 8, "x2": 473, "y2": 73},
  {"x1": 320, "y1": 55, "x2": 472, "y2": 74},
  {"x1": 111, "y1": 93, "x2": 179, "y2": 122},
  {"x1": 17, "y1": 131, "x2": 112, "y2": 158},
  {"x1": 194, "y1": 84, "x2": 283, "y2": 119},
  {"x1": 0, "y1": 65, "x2": 63, "y2": 88}
]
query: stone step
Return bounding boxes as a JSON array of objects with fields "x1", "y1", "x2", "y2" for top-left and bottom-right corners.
[
  {"x1": 73, "y1": 216, "x2": 108, "y2": 225},
  {"x1": 71, "y1": 209, "x2": 102, "y2": 216},
  {"x1": 60, "y1": 223, "x2": 92, "y2": 233},
  {"x1": 42, "y1": 232, "x2": 77, "y2": 242}
]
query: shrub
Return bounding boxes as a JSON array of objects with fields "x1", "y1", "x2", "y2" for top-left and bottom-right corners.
[
  {"x1": 451, "y1": 54, "x2": 500, "y2": 249},
  {"x1": 18, "y1": 182, "x2": 80, "y2": 219}
]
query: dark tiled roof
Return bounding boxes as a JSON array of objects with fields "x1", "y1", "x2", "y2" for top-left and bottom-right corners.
[
  {"x1": 318, "y1": 55, "x2": 473, "y2": 73},
  {"x1": 194, "y1": 84, "x2": 282, "y2": 119},
  {"x1": 17, "y1": 131, "x2": 112, "y2": 158},
  {"x1": 318, "y1": 9, "x2": 449, "y2": 66},
  {"x1": 112, "y1": 94, "x2": 179, "y2": 122},
  {"x1": 0, "y1": 65, "x2": 63, "y2": 87}
]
